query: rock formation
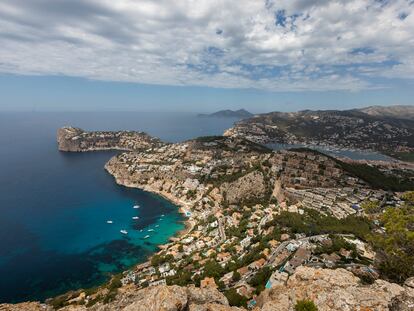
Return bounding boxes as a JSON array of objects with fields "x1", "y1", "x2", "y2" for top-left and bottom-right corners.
[
  {"x1": 2, "y1": 268, "x2": 413, "y2": 310},
  {"x1": 255, "y1": 266, "x2": 414, "y2": 311}
]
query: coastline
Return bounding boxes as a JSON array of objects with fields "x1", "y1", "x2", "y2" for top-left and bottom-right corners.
[{"x1": 103, "y1": 159, "x2": 196, "y2": 258}]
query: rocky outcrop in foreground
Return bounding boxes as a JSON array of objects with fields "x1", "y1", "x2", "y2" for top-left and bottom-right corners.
[
  {"x1": 57, "y1": 127, "x2": 163, "y2": 152},
  {"x1": 256, "y1": 266, "x2": 414, "y2": 311},
  {"x1": 2, "y1": 267, "x2": 413, "y2": 311}
]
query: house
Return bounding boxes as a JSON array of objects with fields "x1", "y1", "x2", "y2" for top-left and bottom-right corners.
[
  {"x1": 265, "y1": 271, "x2": 289, "y2": 289},
  {"x1": 158, "y1": 262, "x2": 171, "y2": 273},
  {"x1": 149, "y1": 279, "x2": 166, "y2": 287},
  {"x1": 219, "y1": 271, "x2": 234, "y2": 286},
  {"x1": 217, "y1": 252, "x2": 232, "y2": 263},
  {"x1": 283, "y1": 247, "x2": 311, "y2": 274},
  {"x1": 240, "y1": 236, "x2": 252, "y2": 249},
  {"x1": 161, "y1": 269, "x2": 177, "y2": 278},
  {"x1": 237, "y1": 266, "x2": 249, "y2": 277},
  {"x1": 248, "y1": 258, "x2": 266, "y2": 271}
]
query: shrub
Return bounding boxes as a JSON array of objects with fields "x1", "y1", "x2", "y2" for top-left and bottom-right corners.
[
  {"x1": 294, "y1": 299, "x2": 318, "y2": 311},
  {"x1": 224, "y1": 288, "x2": 248, "y2": 308}
]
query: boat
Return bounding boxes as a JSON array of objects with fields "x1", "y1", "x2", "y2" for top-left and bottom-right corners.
[
  {"x1": 155, "y1": 225, "x2": 159, "y2": 228},
  {"x1": 161, "y1": 214, "x2": 165, "y2": 217},
  {"x1": 144, "y1": 235, "x2": 150, "y2": 239},
  {"x1": 120, "y1": 230, "x2": 128, "y2": 235},
  {"x1": 132, "y1": 216, "x2": 139, "y2": 220},
  {"x1": 139, "y1": 229, "x2": 143, "y2": 232},
  {"x1": 148, "y1": 229, "x2": 155, "y2": 232},
  {"x1": 133, "y1": 205, "x2": 140, "y2": 209},
  {"x1": 106, "y1": 220, "x2": 113, "y2": 224}
]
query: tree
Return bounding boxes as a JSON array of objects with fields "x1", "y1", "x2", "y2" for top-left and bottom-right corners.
[
  {"x1": 232, "y1": 271, "x2": 241, "y2": 282},
  {"x1": 370, "y1": 202, "x2": 414, "y2": 283},
  {"x1": 294, "y1": 300, "x2": 318, "y2": 311},
  {"x1": 224, "y1": 289, "x2": 248, "y2": 308}
]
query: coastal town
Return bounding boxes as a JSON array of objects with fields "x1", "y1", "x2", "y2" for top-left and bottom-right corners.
[
  {"x1": 7, "y1": 126, "x2": 410, "y2": 310},
  {"x1": 224, "y1": 109, "x2": 414, "y2": 156},
  {"x1": 96, "y1": 131, "x2": 411, "y2": 308}
]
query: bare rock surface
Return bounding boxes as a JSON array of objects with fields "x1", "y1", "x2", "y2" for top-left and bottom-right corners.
[{"x1": 257, "y1": 266, "x2": 413, "y2": 311}]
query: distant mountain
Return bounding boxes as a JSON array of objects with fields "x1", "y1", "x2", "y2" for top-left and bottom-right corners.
[
  {"x1": 357, "y1": 105, "x2": 414, "y2": 120},
  {"x1": 198, "y1": 109, "x2": 253, "y2": 119},
  {"x1": 224, "y1": 106, "x2": 414, "y2": 158}
]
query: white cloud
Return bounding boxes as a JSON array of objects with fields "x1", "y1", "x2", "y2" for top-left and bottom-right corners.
[{"x1": 0, "y1": 0, "x2": 413, "y2": 91}]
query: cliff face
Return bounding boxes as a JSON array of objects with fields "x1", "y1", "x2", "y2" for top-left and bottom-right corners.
[
  {"x1": 2, "y1": 268, "x2": 413, "y2": 311},
  {"x1": 57, "y1": 127, "x2": 163, "y2": 152},
  {"x1": 256, "y1": 266, "x2": 414, "y2": 311}
]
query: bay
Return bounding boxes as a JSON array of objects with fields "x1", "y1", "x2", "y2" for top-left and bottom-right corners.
[{"x1": 0, "y1": 112, "x2": 238, "y2": 303}]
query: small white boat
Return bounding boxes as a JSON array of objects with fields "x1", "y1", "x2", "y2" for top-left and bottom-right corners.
[
  {"x1": 161, "y1": 214, "x2": 165, "y2": 217},
  {"x1": 155, "y1": 225, "x2": 159, "y2": 228},
  {"x1": 148, "y1": 229, "x2": 154, "y2": 232},
  {"x1": 139, "y1": 229, "x2": 143, "y2": 232},
  {"x1": 144, "y1": 235, "x2": 150, "y2": 239},
  {"x1": 133, "y1": 205, "x2": 140, "y2": 209},
  {"x1": 132, "y1": 216, "x2": 139, "y2": 220},
  {"x1": 120, "y1": 230, "x2": 128, "y2": 235},
  {"x1": 106, "y1": 220, "x2": 113, "y2": 224}
]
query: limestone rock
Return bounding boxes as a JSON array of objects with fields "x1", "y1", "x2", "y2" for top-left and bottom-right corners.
[
  {"x1": 257, "y1": 266, "x2": 414, "y2": 311},
  {"x1": 221, "y1": 171, "x2": 267, "y2": 204},
  {"x1": 123, "y1": 285, "x2": 187, "y2": 311},
  {"x1": 0, "y1": 302, "x2": 50, "y2": 311}
]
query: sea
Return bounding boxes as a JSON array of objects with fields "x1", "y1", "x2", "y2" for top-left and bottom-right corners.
[
  {"x1": 0, "y1": 112, "x2": 393, "y2": 303},
  {"x1": 0, "y1": 112, "x2": 239, "y2": 303}
]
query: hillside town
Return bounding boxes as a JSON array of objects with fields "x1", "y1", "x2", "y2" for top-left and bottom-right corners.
[
  {"x1": 224, "y1": 109, "x2": 414, "y2": 155},
  {"x1": 95, "y1": 134, "x2": 412, "y2": 308}
]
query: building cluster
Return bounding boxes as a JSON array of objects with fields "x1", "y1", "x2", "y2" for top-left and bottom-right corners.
[{"x1": 103, "y1": 136, "x2": 408, "y2": 307}]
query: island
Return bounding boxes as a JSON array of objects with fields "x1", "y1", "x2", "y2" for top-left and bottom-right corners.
[
  {"x1": 198, "y1": 109, "x2": 253, "y2": 119},
  {"x1": 4, "y1": 124, "x2": 414, "y2": 310}
]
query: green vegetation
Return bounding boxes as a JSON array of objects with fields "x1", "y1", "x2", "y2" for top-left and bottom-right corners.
[
  {"x1": 224, "y1": 288, "x2": 248, "y2": 308},
  {"x1": 337, "y1": 161, "x2": 414, "y2": 192},
  {"x1": 369, "y1": 202, "x2": 414, "y2": 283},
  {"x1": 292, "y1": 147, "x2": 414, "y2": 191},
  {"x1": 386, "y1": 151, "x2": 414, "y2": 163},
  {"x1": 151, "y1": 253, "x2": 174, "y2": 266},
  {"x1": 314, "y1": 235, "x2": 357, "y2": 258},
  {"x1": 361, "y1": 200, "x2": 381, "y2": 214},
  {"x1": 295, "y1": 299, "x2": 318, "y2": 311},
  {"x1": 266, "y1": 209, "x2": 372, "y2": 240},
  {"x1": 248, "y1": 266, "x2": 272, "y2": 294}
]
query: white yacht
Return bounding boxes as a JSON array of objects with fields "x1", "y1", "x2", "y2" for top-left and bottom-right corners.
[
  {"x1": 120, "y1": 230, "x2": 128, "y2": 235},
  {"x1": 148, "y1": 229, "x2": 155, "y2": 232},
  {"x1": 132, "y1": 216, "x2": 139, "y2": 220},
  {"x1": 144, "y1": 235, "x2": 150, "y2": 239},
  {"x1": 106, "y1": 220, "x2": 113, "y2": 224},
  {"x1": 133, "y1": 205, "x2": 140, "y2": 209}
]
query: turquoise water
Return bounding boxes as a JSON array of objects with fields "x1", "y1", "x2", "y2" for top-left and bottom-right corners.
[{"x1": 0, "y1": 112, "x2": 238, "y2": 303}]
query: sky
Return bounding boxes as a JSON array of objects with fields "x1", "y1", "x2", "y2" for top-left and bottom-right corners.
[{"x1": 0, "y1": 0, "x2": 414, "y2": 112}]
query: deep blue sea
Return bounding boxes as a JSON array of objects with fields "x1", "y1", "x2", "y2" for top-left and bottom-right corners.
[{"x1": 0, "y1": 112, "x2": 239, "y2": 303}]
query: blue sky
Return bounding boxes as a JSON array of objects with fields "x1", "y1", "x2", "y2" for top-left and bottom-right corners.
[{"x1": 0, "y1": 0, "x2": 413, "y2": 112}]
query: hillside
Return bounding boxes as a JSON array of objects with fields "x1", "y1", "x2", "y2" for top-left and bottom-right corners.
[
  {"x1": 224, "y1": 108, "x2": 414, "y2": 155},
  {"x1": 358, "y1": 105, "x2": 414, "y2": 120}
]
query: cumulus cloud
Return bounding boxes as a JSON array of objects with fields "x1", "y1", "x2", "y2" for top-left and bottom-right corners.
[{"x1": 0, "y1": 0, "x2": 413, "y2": 91}]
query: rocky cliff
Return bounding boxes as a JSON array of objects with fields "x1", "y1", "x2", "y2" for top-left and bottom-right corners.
[
  {"x1": 2, "y1": 267, "x2": 413, "y2": 311},
  {"x1": 57, "y1": 127, "x2": 163, "y2": 152},
  {"x1": 256, "y1": 266, "x2": 414, "y2": 311}
]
